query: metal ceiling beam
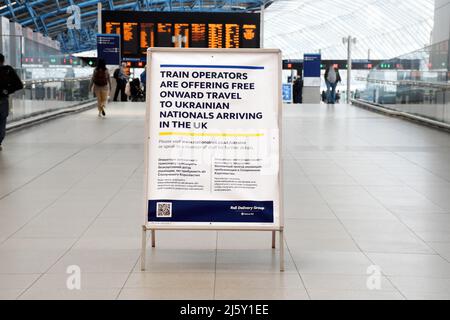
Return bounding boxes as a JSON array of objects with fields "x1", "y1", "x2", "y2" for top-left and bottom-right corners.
[
  {"x1": 23, "y1": 1, "x2": 41, "y2": 31},
  {"x1": 20, "y1": 0, "x2": 100, "y2": 25},
  {"x1": 5, "y1": 0, "x2": 17, "y2": 19},
  {"x1": 1, "y1": 0, "x2": 268, "y2": 53}
]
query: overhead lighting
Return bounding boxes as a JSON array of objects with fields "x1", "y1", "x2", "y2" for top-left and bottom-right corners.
[{"x1": 0, "y1": 2, "x2": 17, "y2": 11}]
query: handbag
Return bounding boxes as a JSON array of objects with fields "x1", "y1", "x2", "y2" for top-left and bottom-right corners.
[{"x1": 125, "y1": 82, "x2": 131, "y2": 96}]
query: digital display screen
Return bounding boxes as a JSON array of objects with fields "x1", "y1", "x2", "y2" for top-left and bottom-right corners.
[
  {"x1": 123, "y1": 22, "x2": 138, "y2": 55},
  {"x1": 225, "y1": 24, "x2": 240, "y2": 48},
  {"x1": 174, "y1": 24, "x2": 190, "y2": 48},
  {"x1": 157, "y1": 23, "x2": 173, "y2": 47},
  {"x1": 140, "y1": 23, "x2": 155, "y2": 54},
  {"x1": 242, "y1": 24, "x2": 258, "y2": 48},
  {"x1": 208, "y1": 24, "x2": 223, "y2": 48},
  {"x1": 191, "y1": 24, "x2": 207, "y2": 48},
  {"x1": 102, "y1": 11, "x2": 261, "y2": 59},
  {"x1": 105, "y1": 22, "x2": 121, "y2": 35}
]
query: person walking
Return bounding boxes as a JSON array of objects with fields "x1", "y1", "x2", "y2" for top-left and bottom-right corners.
[
  {"x1": 324, "y1": 64, "x2": 341, "y2": 104},
  {"x1": 113, "y1": 62, "x2": 128, "y2": 102},
  {"x1": 0, "y1": 53, "x2": 23, "y2": 151},
  {"x1": 293, "y1": 76, "x2": 304, "y2": 104},
  {"x1": 90, "y1": 58, "x2": 111, "y2": 117},
  {"x1": 293, "y1": 77, "x2": 300, "y2": 104}
]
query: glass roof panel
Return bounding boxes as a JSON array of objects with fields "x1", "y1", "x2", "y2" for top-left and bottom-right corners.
[{"x1": 264, "y1": 0, "x2": 435, "y2": 59}]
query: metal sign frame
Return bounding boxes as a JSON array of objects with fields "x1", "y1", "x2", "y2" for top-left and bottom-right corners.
[{"x1": 141, "y1": 47, "x2": 285, "y2": 272}]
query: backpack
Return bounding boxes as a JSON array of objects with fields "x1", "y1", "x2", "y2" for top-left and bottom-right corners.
[
  {"x1": 0, "y1": 66, "x2": 24, "y2": 97},
  {"x1": 93, "y1": 69, "x2": 108, "y2": 86},
  {"x1": 113, "y1": 68, "x2": 120, "y2": 80},
  {"x1": 327, "y1": 67, "x2": 337, "y2": 84}
]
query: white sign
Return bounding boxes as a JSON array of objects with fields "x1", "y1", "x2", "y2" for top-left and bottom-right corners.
[{"x1": 145, "y1": 48, "x2": 282, "y2": 229}]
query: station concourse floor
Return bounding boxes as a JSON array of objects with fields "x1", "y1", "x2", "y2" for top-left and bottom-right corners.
[{"x1": 0, "y1": 102, "x2": 450, "y2": 300}]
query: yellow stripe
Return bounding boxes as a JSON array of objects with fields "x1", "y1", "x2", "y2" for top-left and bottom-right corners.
[{"x1": 159, "y1": 132, "x2": 264, "y2": 137}]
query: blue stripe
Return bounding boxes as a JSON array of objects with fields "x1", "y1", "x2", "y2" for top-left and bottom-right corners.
[{"x1": 160, "y1": 64, "x2": 265, "y2": 70}]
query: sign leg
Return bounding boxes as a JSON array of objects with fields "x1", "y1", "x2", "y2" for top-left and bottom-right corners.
[
  {"x1": 272, "y1": 231, "x2": 276, "y2": 249},
  {"x1": 141, "y1": 226, "x2": 147, "y2": 271},
  {"x1": 151, "y1": 230, "x2": 156, "y2": 248},
  {"x1": 279, "y1": 230, "x2": 285, "y2": 272}
]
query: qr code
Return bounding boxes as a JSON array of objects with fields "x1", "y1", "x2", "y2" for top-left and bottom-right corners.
[{"x1": 157, "y1": 202, "x2": 172, "y2": 218}]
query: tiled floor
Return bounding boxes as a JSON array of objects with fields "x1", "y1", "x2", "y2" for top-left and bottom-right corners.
[{"x1": 0, "y1": 102, "x2": 449, "y2": 300}]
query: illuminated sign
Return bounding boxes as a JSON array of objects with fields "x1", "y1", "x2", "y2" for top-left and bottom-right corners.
[
  {"x1": 174, "y1": 24, "x2": 189, "y2": 47},
  {"x1": 102, "y1": 11, "x2": 261, "y2": 59},
  {"x1": 208, "y1": 24, "x2": 223, "y2": 48},
  {"x1": 225, "y1": 24, "x2": 240, "y2": 48},
  {"x1": 123, "y1": 22, "x2": 138, "y2": 55},
  {"x1": 191, "y1": 23, "x2": 207, "y2": 48},
  {"x1": 242, "y1": 24, "x2": 257, "y2": 47},
  {"x1": 105, "y1": 22, "x2": 121, "y2": 35},
  {"x1": 157, "y1": 23, "x2": 172, "y2": 47},
  {"x1": 140, "y1": 23, "x2": 155, "y2": 54}
]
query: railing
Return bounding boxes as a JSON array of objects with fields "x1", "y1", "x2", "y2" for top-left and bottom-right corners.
[
  {"x1": 8, "y1": 77, "x2": 95, "y2": 123},
  {"x1": 356, "y1": 77, "x2": 450, "y2": 90},
  {"x1": 355, "y1": 40, "x2": 450, "y2": 126}
]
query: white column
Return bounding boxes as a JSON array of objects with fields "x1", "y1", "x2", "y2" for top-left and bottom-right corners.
[
  {"x1": 347, "y1": 36, "x2": 352, "y2": 104},
  {"x1": 97, "y1": 2, "x2": 102, "y2": 34}
]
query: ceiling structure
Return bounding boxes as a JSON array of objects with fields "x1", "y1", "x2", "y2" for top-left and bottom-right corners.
[
  {"x1": 0, "y1": 0, "x2": 436, "y2": 59},
  {"x1": 264, "y1": 0, "x2": 435, "y2": 59},
  {"x1": 0, "y1": 0, "x2": 270, "y2": 53}
]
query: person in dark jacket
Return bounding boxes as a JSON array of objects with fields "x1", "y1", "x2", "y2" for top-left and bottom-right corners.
[
  {"x1": 113, "y1": 62, "x2": 129, "y2": 102},
  {"x1": 324, "y1": 64, "x2": 342, "y2": 104},
  {"x1": 293, "y1": 76, "x2": 303, "y2": 104},
  {"x1": 0, "y1": 53, "x2": 23, "y2": 151}
]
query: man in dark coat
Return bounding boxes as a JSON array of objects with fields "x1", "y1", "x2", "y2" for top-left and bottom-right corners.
[{"x1": 0, "y1": 53, "x2": 23, "y2": 150}]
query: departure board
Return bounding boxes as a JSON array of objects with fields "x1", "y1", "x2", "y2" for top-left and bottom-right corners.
[
  {"x1": 208, "y1": 24, "x2": 223, "y2": 48},
  {"x1": 105, "y1": 22, "x2": 121, "y2": 35},
  {"x1": 157, "y1": 23, "x2": 172, "y2": 47},
  {"x1": 123, "y1": 22, "x2": 138, "y2": 55},
  {"x1": 242, "y1": 24, "x2": 258, "y2": 48},
  {"x1": 191, "y1": 24, "x2": 207, "y2": 48},
  {"x1": 102, "y1": 11, "x2": 261, "y2": 59},
  {"x1": 174, "y1": 24, "x2": 190, "y2": 48},
  {"x1": 225, "y1": 24, "x2": 240, "y2": 48},
  {"x1": 140, "y1": 23, "x2": 155, "y2": 54}
]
